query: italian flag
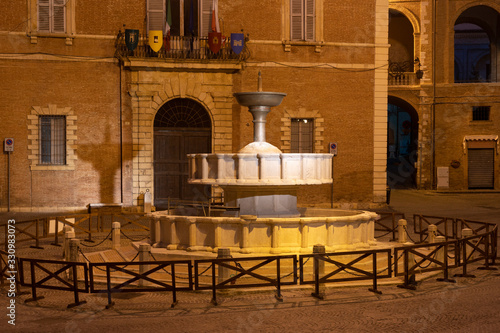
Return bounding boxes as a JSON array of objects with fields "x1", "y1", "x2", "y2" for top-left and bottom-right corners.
[{"x1": 164, "y1": 0, "x2": 172, "y2": 51}]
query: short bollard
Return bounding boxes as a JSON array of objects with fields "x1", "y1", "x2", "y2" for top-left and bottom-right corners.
[
  {"x1": 312, "y1": 244, "x2": 325, "y2": 299},
  {"x1": 428, "y1": 224, "x2": 437, "y2": 245},
  {"x1": 64, "y1": 230, "x2": 75, "y2": 261},
  {"x1": 144, "y1": 189, "x2": 152, "y2": 214},
  {"x1": 217, "y1": 248, "x2": 231, "y2": 285},
  {"x1": 139, "y1": 244, "x2": 151, "y2": 287},
  {"x1": 112, "y1": 222, "x2": 121, "y2": 250},
  {"x1": 435, "y1": 236, "x2": 446, "y2": 263},
  {"x1": 398, "y1": 219, "x2": 408, "y2": 243},
  {"x1": 435, "y1": 236, "x2": 455, "y2": 283}
]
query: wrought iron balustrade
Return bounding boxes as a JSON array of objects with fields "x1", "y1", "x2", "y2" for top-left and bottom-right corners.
[
  {"x1": 115, "y1": 34, "x2": 248, "y2": 62},
  {"x1": 388, "y1": 58, "x2": 423, "y2": 86}
]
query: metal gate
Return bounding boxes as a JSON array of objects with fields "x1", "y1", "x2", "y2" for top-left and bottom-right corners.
[{"x1": 468, "y1": 148, "x2": 494, "y2": 189}]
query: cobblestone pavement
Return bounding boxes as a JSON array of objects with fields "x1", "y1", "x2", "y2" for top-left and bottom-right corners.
[{"x1": 1, "y1": 190, "x2": 500, "y2": 332}]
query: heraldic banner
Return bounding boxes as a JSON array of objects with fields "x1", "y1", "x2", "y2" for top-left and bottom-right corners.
[
  {"x1": 208, "y1": 32, "x2": 222, "y2": 54},
  {"x1": 125, "y1": 29, "x2": 139, "y2": 52},
  {"x1": 230, "y1": 33, "x2": 244, "y2": 55},
  {"x1": 149, "y1": 30, "x2": 163, "y2": 52}
]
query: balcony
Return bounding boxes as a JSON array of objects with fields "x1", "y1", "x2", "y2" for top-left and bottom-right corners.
[
  {"x1": 115, "y1": 34, "x2": 248, "y2": 73},
  {"x1": 388, "y1": 59, "x2": 423, "y2": 87}
]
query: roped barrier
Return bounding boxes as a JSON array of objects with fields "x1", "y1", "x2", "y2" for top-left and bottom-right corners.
[
  {"x1": 394, "y1": 239, "x2": 460, "y2": 290},
  {"x1": 89, "y1": 260, "x2": 192, "y2": 309},
  {"x1": 413, "y1": 215, "x2": 457, "y2": 242},
  {"x1": 299, "y1": 249, "x2": 393, "y2": 298},
  {"x1": 374, "y1": 212, "x2": 405, "y2": 241},
  {"x1": 4, "y1": 215, "x2": 497, "y2": 309},
  {"x1": 18, "y1": 257, "x2": 89, "y2": 308},
  {"x1": 194, "y1": 255, "x2": 297, "y2": 305},
  {"x1": 455, "y1": 230, "x2": 497, "y2": 278},
  {"x1": 0, "y1": 213, "x2": 150, "y2": 251}
]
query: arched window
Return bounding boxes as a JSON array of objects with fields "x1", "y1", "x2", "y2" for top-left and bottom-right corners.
[
  {"x1": 454, "y1": 6, "x2": 500, "y2": 83},
  {"x1": 154, "y1": 98, "x2": 211, "y2": 128}
]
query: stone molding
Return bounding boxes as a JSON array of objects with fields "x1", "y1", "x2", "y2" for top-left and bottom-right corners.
[
  {"x1": 281, "y1": 108, "x2": 325, "y2": 153},
  {"x1": 28, "y1": 105, "x2": 77, "y2": 171},
  {"x1": 129, "y1": 72, "x2": 233, "y2": 207}
]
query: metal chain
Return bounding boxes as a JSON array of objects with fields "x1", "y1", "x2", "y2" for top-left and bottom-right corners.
[
  {"x1": 375, "y1": 226, "x2": 398, "y2": 239},
  {"x1": 119, "y1": 229, "x2": 149, "y2": 242},
  {"x1": 148, "y1": 251, "x2": 191, "y2": 280},
  {"x1": 79, "y1": 229, "x2": 113, "y2": 248},
  {"x1": 403, "y1": 226, "x2": 418, "y2": 243}
]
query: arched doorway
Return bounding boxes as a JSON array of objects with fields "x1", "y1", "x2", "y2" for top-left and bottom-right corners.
[
  {"x1": 154, "y1": 98, "x2": 212, "y2": 209},
  {"x1": 454, "y1": 6, "x2": 500, "y2": 83},
  {"x1": 387, "y1": 97, "x2": 419, "y2": 189}
]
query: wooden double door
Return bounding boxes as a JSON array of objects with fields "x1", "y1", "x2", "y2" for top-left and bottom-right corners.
[{"x1": 154, "y1": 128, "x2": 211, "y2": 209}]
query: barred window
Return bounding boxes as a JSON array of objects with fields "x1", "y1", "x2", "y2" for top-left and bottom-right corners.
[
  {"x1": 291, "y1": 118, "x2": 314, "y2": 153},
  {"x1": 40, "y1": 115, "x2": 66, "y2": 165},
  {"x1": 472, "y1": 106, "x2": 490, "y2": 121}
]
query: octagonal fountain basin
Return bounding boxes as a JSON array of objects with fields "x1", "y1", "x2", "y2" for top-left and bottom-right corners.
[{"x1": 150, "y1": 208, "x2": 379, "y2": 254}]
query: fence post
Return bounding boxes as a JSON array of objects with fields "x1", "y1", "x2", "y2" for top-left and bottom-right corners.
[
  {"x1": 436, "y1": 236, "x2": 455, "y2": 283},
  {"x1": 68, "y1": 239, "x2": 80, "y2": 281},
  {"x1": 217, "y1": 248, "x2": 231, "y2": 285},
  {"x1": 462, "y1": 228, "x2": 473, "y2": 260},
  {"x1": 398, "y1": 219, "x2": 408, "y2": 244},
  {"x1": 139, "y1": 244, "x2": 151, "y2": 287},
  {"x1": 112, "y1": 222, "x2": 121, "y2": 250},
  {"x1": 30, "y1": 219, "x2": 43, "y2": 250},
  {"x1": 311, "y1": 244, "x2": 325, "y2": 299}
]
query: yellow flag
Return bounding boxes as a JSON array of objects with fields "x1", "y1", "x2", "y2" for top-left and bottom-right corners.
[{"x1": 148, "y1": 30, "x2": 163, "y2": 52}]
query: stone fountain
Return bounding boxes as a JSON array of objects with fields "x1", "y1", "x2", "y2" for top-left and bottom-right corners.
[{"x1": 150, "y1": 73, "x2": 379, "y2": 254}]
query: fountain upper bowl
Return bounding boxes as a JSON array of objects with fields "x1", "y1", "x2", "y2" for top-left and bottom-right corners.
[{"x1": 234, "y1": 92, "x2": 287, "y2": 107}]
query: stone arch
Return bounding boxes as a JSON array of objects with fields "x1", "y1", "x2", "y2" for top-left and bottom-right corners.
[
  {"x1": 387, "y1": 96, "x2": 420, "y2": 189},
  {"x1": 389, "y1": 6, "x2": 421, "y2": 35},
  {"x1": 152, "y1": 97, "x2": 212, "y2": 207},
  {"x1": 453, "y1": 5, "x2": 500, "y2": 82}
]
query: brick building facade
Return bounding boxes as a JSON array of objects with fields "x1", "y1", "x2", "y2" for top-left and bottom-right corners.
[
  {"x1": 1, "y1": 0, "x2": 388, "y2": 212},
  {"x1": 388, "y1": 1, "x2": 500, "y2": 191}
]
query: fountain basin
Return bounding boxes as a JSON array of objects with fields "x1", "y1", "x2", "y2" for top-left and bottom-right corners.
[
  {"x1": 188, "y1": 153, "x2": 333, "y2": 186},
  {"x1": 234, "y1": 92, "x2": 287, "y2": 107},
  {"x1": 150, "y1": 209, "x2": 379, "y2": 254}
]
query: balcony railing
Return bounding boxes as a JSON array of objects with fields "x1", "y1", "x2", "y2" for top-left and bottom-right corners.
[
  {"x1": 388, "y1": 59, "x2": 423, "y2": 87},
  {"x1": 389, "y1": 72, "x2": 419, "y2": 86},
  {"x1": 115, "y1": 34, "x2": 248, "y2": 62}
]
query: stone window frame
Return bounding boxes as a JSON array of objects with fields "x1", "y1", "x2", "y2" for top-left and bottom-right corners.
[
  {"x1": 283, "y1": 0, "x2": 324, "y2": 52},
  {"x1": 28, "y1": 105, "x2": 77, "y2": 171},
  {"x1": 27, "y1": 0, "x2": 76, "y2": 45},
  {"x1": 281, "y1": 108, "x2": 324, "y2": 153}
]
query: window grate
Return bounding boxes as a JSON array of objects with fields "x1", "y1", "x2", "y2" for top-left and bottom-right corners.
[
  {"x1": 40, "y1": 115, "x2": 66, "y2": 165},
  {"x1": 154, "y1": 98, "x2": 211, "y2": 128},
  {"x1": 291, "y1": 118, "x2": 314, "y2": 153},
  {"x1": 472, "y1": 106, "x2": 490, "y2": 121}
]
